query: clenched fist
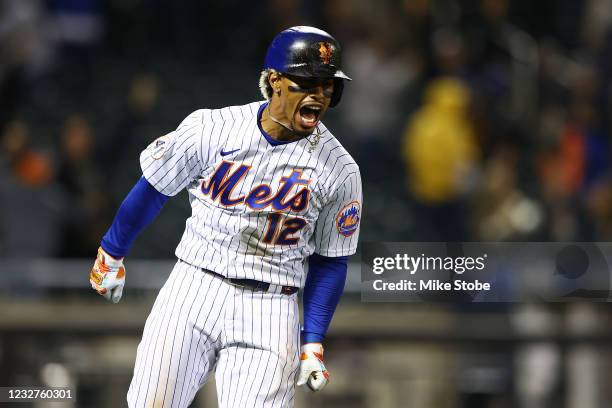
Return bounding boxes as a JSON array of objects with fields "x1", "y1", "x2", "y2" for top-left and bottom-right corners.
[
  {"x1": 90, "y1": 247, "x2": 126, "y2": 303},
  {"x1": 297, "y1": 343, "x2": 330, "y2": 392}
]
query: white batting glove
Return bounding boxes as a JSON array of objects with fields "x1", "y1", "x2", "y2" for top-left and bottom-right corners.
[
  {"x1": 297, "y1": 343, "x2": 330, "y2": 392},
  {"x1": 90, "y1": 247, "x2": 126, "y2": 303}
]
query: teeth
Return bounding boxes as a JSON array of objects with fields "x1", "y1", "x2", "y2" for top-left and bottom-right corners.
[{"x1": 300, "y1": 105, "x2": 320, "y2": 127}]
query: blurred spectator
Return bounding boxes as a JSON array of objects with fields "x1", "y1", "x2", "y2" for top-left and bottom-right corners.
[
  {"x1": 430, "y1": 27, "x2": 467, "y2": 76},
  {"x1": 0, "y1": 118, "x2": 28, "y2": 170},
  {"x1": 99, "y1": 73, "x2": 159, "y2": 162},
  {"x1": 99, "y1": 73, "x2": 160, "y2": 196},
  {"x1": 321, "y1": 0, "x2": 367, "y2": 41},
  {"x1": 46, "y1": 0, "x2": 105, "y2": 97},
  {"x1": 56, "y1": 114, "x2": 107, "y2": 257},
  {"x1": 339, "y1": 28, "x2": 420, "y2": 183},
  {"x1": 0, "y1": 119, "x2": 65, "y2": 256},
  {"x1": 398, "y1": 0, "x2": 432, "y2": 52},
  {"x1": 401, "y1": 77, "x2": 480, "y2": 241},
  {"x1": 46, "y1": 0, "x2": 105, "y2": 48},
  {"x1": 585, "y1": 179, "x2": 612, "y2": 239},
  {"x1": 473, "y1": 144, "x2": 543, "y2": 240},
  {"x1": 0, "y1": 0, "x2": 52, "y2": 130},
  {"x1": 537, "y1": 69, "x2": 608, "y2": 240}
]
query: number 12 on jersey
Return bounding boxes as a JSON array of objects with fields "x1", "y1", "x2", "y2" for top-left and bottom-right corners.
[{"x1": 262, "y1": 213, "x2": 307, "y2": 245}]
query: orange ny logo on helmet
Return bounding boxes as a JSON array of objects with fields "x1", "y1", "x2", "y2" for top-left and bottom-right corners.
[{"x1": 318, "y1": 42, "x2": 333, "y2": 64}]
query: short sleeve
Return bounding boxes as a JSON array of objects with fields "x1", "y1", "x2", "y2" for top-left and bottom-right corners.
[
  {"x1": 313, "y1": 168, "x2": 362, "y2": 257},
  {"x1": 140, "y1": 110, "x2": 204, "y2": 196}
]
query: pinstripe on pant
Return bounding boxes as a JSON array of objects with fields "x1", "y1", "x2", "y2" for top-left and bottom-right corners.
[{"x1": 127, "y1": 261, "x2": 301, "y2": 408}]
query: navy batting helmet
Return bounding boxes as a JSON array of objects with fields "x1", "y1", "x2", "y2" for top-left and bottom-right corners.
[{"x1": 263, "y1": 26, "x2": 351, "y2": 107}]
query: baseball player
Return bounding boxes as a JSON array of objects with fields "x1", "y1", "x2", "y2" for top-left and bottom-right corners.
[{"x1": 89, "y1": 26, "x2": 362, "y2": 407}]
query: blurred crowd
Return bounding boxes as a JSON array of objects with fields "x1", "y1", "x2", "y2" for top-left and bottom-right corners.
[{"x1": 1, "y1": 0, "x2": 612, "y2": 258}]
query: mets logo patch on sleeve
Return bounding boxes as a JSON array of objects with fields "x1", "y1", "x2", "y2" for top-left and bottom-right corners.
[
  {"x1": 148, "y1": 133, "x2": 172, "y2": 160},
  {"x1": 336, "y1": 201, "x2": 361, "y2": 237}
]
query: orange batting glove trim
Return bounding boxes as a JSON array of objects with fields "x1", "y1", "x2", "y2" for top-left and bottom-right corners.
[
  {"x1": 297, "y1": 343, "x2": 329, "y2": 391},
  {"x1": 90, "y1": 247, "x2": 126, "y2": 303}
]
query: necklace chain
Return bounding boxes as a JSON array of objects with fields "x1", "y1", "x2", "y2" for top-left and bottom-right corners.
[{"x1": 307, "y1": 126, "x2": 322, "y2": 153}]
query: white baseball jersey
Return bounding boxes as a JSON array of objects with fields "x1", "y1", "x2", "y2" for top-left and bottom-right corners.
[{"x1": 140, "y1": 101, "x2": 362, "y2": 288}]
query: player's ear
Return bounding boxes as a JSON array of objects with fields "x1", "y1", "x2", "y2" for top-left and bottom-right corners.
[{"x1": 268, "y1": 72, "x2": 282, "y2": 95}]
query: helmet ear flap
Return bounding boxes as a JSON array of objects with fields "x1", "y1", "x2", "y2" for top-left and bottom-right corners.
[{"x1": 329, "y1": 79, "x2": 344, "y2": 108}]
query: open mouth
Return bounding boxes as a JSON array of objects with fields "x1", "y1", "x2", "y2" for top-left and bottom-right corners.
[{"x1": 298, "y1": 104, "x2": 322, "y2": 128}]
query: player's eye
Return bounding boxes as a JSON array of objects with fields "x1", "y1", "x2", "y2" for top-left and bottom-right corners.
[{"x1": 286, "y1": 77, "x2": 334, "y2": 96}]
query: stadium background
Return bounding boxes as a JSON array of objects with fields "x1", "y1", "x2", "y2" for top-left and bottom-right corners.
[{"x1": 1, "y1": 0, "x2": 612, "y2": 406}]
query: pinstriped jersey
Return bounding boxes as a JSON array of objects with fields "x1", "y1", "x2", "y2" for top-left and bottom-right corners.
[{"x1": 140, "y1": 101, "x2": 361, "y2": 287}]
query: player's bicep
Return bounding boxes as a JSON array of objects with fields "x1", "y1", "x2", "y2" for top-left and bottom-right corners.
[
  {"x1": 140, "y1": 111, "x2": 205, "y2": 196},
  {"x1": 313, "y1": 170, "x2": 362, "y2": 257}
]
